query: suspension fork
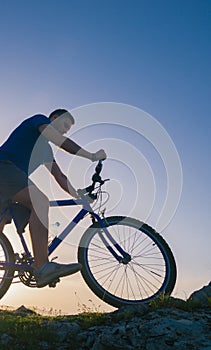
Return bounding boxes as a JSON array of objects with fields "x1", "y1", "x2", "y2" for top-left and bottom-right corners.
[{"x1": 92, "y1": 213, "x2": 131, "y2": 264}]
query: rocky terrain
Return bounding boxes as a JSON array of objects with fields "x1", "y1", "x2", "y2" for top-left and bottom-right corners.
[
  {"x1": 36, "y1": 302, "x2": 210, "y2": 350},
  {"x1": 0, "y1": 283, "x2": 211, "y2": 350}
]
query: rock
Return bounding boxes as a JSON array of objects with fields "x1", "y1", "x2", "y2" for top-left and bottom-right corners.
[
  {"x1": 188, "y1": 282, "x2": 211, "y2": 306},
  {"x1": 0, "y1": 333, "x2": 13, "y2": 345},
  {"x1": 14, "y1": 305, "x2": 38, "y2": 315},
  {"x1": 50, "y1": 321, "x2": 81, "y2": 342},
  {"x1": 72, "y1": 305, "x2": 210, "y2": 350},
  {"x1": 39, "y1": 341, "x2": 50, "y2": 349}
]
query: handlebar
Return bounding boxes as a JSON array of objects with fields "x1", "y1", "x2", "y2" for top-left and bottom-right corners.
[{"x1": 77, "y1": 160, "x2": 106, "y2": 199}]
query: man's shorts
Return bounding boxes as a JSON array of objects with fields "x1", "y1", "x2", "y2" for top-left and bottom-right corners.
[
  {"x1": 0, "y1": 160, "x2": 29, "y2": 202},
  {"x1": 0, "y1": 160, "x2": 31, "y2": 228}
]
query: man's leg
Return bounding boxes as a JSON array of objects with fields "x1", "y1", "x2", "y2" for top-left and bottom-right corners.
[
  {"x1": 12, "y1": 185, "x2": 49, "y2": 269},
  {"x1": 0, "y1": 216, "x2": 8, "y2": 232},
  {"x1": 12, "y1": 184, "x2": 82, "y2": 288}
]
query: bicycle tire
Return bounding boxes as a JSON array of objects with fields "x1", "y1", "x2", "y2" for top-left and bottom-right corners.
[
  {"x1": 78, "y1": 216, "x2": 177, "y2": 308},
  {"x1": 0, "y1": 232, "x2": 15, "y2": 299}
]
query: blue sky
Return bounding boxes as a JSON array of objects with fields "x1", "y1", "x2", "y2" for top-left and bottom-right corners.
[{"x1": 0, "y1": 0, "x2": 210, "y2": 313}]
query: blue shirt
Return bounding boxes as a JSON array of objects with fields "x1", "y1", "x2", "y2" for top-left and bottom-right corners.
[{"x1": 0, "y1": 115, "x2": 54, "y2": 174}]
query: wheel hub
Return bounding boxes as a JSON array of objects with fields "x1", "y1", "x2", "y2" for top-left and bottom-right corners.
[{"x1": 120, "y1": 253, "x2": 131, "y2": 264}]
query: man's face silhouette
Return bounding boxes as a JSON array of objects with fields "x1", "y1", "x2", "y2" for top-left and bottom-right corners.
[{"x1": 51, "y1": 114, "x2": 74, "y2": 135}]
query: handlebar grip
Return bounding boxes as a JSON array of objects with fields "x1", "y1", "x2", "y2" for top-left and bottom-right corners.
[{"x1": 95, "y1": 160, "x2": 103, "y2": 175}]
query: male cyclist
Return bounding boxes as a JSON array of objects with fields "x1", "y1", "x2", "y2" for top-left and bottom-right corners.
[{"x1": 0, "y1": 109, "x2": 106, "y2": 287}]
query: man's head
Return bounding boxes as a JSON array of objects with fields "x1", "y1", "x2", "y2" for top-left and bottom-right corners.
[{"x1": 49, "y1": 109, "x2": 75, "y2": 135}]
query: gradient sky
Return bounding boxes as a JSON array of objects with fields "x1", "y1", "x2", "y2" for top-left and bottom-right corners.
[{"x1": 0, "y1": 0, "x2": 210, "y2": 314}]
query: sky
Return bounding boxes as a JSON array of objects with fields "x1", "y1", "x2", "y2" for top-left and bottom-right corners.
[{"x1": 0, "y1": 0, "x2": 210, "y2": 314}]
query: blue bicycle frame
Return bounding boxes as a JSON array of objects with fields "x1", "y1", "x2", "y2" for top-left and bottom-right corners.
[
  {"x1": 49, "y1": 197, "x2": 129, "y2": 262},
  {"x1": 0, "y1": 195, "x2": 130, "y2": 272}
]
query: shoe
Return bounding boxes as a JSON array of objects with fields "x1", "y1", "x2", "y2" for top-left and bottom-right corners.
[{"x1": 34, "y1": 262, "x2": 82, "y2": 288}]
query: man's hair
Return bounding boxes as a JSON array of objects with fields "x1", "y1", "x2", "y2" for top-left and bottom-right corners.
[{"x1": 49, "y1": 109, "x2": 75, "y2": 124}]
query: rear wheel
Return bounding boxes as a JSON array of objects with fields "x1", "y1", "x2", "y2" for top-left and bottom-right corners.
[
  {"x1": 78, "y1": 216, "x2": 177, "y2": 308},
  {"x1": 0, "y1": 232, "x2": 15, "y2": 299}
]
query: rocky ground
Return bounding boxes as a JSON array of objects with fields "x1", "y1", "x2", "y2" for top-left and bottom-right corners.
[
  {"x1": 45, "y1": 304, "x2": 211, "y2": 350},
  {"x1": 0, "y1": 283, "x2": 211, "y2": 349}
]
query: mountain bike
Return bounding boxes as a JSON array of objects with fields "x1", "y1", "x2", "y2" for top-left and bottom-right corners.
[{"x1": 0, "y1": 160, "x2": 177, "y2": 308}]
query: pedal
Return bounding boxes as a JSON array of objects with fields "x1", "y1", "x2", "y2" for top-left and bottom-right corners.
[{"x1": 48, "y1": 278, "x2": 60, "y2": 288}]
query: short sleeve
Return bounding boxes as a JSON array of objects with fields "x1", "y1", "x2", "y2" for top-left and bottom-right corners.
[{"x1": 29, "y1": 115, "x2": 51, "y2": 130}]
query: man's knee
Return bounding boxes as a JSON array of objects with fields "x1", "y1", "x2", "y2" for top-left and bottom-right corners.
[{"x1": 28, "y1": 186, "x2": 49, "y2": 211}]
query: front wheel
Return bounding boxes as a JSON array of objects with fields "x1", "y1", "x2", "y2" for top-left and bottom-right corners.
[
  {"x1": 78, "y1": 216, "x2": 177, "y2": 308},
  {"x1": 0, "y1": 232, "x2": 15, "y2": 299}
]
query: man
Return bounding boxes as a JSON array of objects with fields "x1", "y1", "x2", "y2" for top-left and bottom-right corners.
[{"x1": 0, "y1": 109, "x2": 106, "y2": 287}]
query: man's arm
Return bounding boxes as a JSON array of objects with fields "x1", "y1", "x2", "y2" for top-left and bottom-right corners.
[
  {"x1": 39, "y1": 124, "x2": 106, "y2": 161},
  {"x1": 45, "y1": 161, "x2": 78, "y2": 198}
]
